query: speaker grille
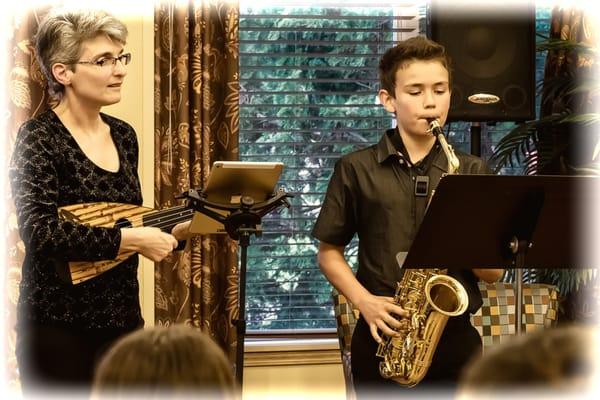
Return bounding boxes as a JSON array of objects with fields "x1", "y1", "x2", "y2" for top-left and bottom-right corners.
[{"x1": 429, "y1": 2, "x2": 536, "y2": 122}]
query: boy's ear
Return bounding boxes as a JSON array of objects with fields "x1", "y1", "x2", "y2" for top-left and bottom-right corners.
[
  {"x1": 51, "y1": 63, "x2": 73, "y2": 87},
  {"x1": 378, "y1": 89, "x2": 396, "y2": 113}
]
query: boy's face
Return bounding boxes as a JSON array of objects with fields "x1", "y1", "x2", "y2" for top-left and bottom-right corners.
[{"x1": 379, "y1": 60, "x2": 451, "y2": 138}]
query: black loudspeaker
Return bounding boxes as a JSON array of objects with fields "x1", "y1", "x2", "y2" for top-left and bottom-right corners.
[{"x1": 428, "y1": 1, "x2": 536, "y2": 122}]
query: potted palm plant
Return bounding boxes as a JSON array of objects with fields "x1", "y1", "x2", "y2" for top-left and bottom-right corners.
[{"x1": 490, "y1": 28, "x2": 599, "y2": 323}]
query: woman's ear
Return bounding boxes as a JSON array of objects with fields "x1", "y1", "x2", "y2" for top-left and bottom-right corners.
[
  {"x1": 378, "y1": 89, "x2": 396, "y2": 114},
  {"x1": 51, "y1": 63, "x2": 72, "y2": 87}
]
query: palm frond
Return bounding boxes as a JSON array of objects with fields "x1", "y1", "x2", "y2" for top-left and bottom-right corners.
[
  {"x1": 568, "y1": 163, "x2": 600, "y2": 175},
  {"x1": 539, "y1": 72, "x2": 580, "y2": 106},
  {"x1": 490, "y1": 122, "x2": 536, "y2": 171},
  {"x1": 539, "y1": 76, "x2": 600, "y2": 111},
  {"x1": 502, "y1": 268, "x2": 540, "y2": 283},
  {"x1": 565, "y1": 78, "x2": 600, "y2": 98},
  {"x1": 532, "y1": 269, "x2": 598, "y2": 295},
  {"x1": 536, "y1": 38, "x2": 597, "y2": 54},
  {"x1": 561, "y1": 113, "x2": 600, "y2": 125},
  {"x1": 490, "y1": 114, "x2": 567, "y2": 173},
  {"x1": 535, "y1": 32, "x2": 549, "y2": 41}
]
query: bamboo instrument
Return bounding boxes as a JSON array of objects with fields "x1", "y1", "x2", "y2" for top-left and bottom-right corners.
[{"x1": 57, "y1": 202, "x2": 192, "y2": 284}]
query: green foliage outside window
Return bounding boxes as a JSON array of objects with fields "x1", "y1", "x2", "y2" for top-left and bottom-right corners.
[{"x1": 239, "y1": 4, "x2": 550, "y2": 331}]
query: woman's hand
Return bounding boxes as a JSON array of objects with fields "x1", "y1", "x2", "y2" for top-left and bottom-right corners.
[
  {"x1": 119, "y1": 227, "x2": 179, "y2": 262},
  {"x1": 171, "y1": 221, "x2": 192, "y2": 242},
  {"x1": 355, "y1": 293, "x2": 408, "y2": 344}
]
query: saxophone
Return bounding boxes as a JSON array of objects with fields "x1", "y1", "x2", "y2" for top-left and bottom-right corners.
[
  {"x1": 428, "y1": 118, "x2": 460, "y2": 176},
  {"x1": 375, "y1": 119, "x2": 468, "y2": 387}
]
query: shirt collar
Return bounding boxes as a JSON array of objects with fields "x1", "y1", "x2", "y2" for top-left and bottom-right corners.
[
  {"x1": 376, "y1": 128, "x2": 450, "y2": 173},
  {"x1": 376, "y1": 128, "x2": 400, "y2": 164}
]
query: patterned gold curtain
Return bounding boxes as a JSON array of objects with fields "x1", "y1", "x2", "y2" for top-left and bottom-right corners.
[
  {"x1": 3, "y1": 7, "x2": 51, "y2": 390},
  {"x1": 153, "y1": 1, "x2": 240, "y2": 361},
  {"x1": 539, "y1": 6, "x2": 598, "y2": 173},
  {"x1": 542, "y1": 6, "x2": 597, "y2": 116}
]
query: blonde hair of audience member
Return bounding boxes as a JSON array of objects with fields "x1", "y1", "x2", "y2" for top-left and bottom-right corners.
[
  {"x1": 457, "y1": 324, "x2": 599, "y2": 398},
  {"x1": 92, "y1": 324, "x2": 236, "y2": 398}
]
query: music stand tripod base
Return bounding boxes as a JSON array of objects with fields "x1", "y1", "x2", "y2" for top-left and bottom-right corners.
[{"x1": 181, "y1": 188, "x2": 293, "y2": 385}]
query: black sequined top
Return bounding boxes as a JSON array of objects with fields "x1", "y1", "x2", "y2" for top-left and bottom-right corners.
[{"x1": 9, "y1": 109, "x2": 144, "y2": 331}]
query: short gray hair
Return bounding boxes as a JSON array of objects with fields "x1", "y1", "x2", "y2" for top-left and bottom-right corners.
[{"x1": 35, "y1": 8, "x2": 128, "y2": 100}]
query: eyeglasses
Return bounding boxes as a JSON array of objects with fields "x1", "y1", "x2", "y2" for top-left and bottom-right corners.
[{"x1": 75, "y1": 53, "x2": 132, "y2": 68}]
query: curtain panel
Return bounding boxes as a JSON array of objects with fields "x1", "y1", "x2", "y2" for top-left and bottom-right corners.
[
  {"x1": 3, "y1": 7, "x2": 50, "y2": 389},
  {"x1": 153, "y1": 1, "x2": 240, "y2": 361}
]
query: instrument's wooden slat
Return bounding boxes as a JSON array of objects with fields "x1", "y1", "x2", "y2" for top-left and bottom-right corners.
[
  {"x1": 97, "y1": 204, "x2": 138, "y2": 215},
  {"x1": 83, "y1": 209, "x2": 151, "y2": 228},
  {"x1": 69, "y1": 252, "x2": 134, "y2": 284},
  {"x1": 62, "y1": 202, "x2": 115, "y2": 217},
  {"x1": 57, "y1": 202, "x2": 180, "y2": 285},
  {"x1": 59, "y1": 203, "x2": 154, "y2": 227},
  {"x1": 84, "y1": 216, "x2": 115, "y2": 227},
  {"x1": 72, "y1": 204, "x2": 139, "y2": 222}
]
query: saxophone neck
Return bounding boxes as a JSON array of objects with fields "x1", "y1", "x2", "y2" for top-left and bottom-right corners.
[
  {"x1": 437, "y1": 133, "x2": 460, "y2": 175},
  {"x1": 427, "y1": 119, "x2": 459, "y2": 175}
]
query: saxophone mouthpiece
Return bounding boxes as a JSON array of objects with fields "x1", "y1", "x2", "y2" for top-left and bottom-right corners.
[{"x1": 426, "y1": 118, "x2": 443, "y2": 136}]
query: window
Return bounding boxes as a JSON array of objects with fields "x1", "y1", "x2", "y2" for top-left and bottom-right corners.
[
  {"x1": 239, "y1": 1, "x2": 551, "y2": 332},
  {"x1": 239, "y1": 2, "x2": 419, "y2": 331}
]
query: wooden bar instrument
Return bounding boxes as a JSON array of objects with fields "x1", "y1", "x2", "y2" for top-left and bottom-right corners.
[{"x1": 58, "y1": 202, "x2": 193, "y2": 284}]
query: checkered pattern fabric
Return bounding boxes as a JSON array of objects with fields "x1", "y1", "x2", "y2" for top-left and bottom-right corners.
[
  {"x1": 332, "y1": 288, "x2": 359, "y2": 352},
  {"x1": 331, "y1": 288, "x2": 358, "y2": 399},
  {"x1": 470, "y1": 282, "x2": 559, "y2": 348},
  {"x1": 331, "y1": 282, "x2": 558, "y2": 394}
]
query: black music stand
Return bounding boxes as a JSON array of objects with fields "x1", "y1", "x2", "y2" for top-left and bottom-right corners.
[
  {"x1": 181, "y1": 187, "x2": 292, "y2": 385},
  {"x1": 401, "y1": 174, "x2": 599, "y2": 334}
]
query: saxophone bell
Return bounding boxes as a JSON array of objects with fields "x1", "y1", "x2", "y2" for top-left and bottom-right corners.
[
  {"x1": 425, "y1": 274, "x2": 469, "y2": 317},
  {"x1": 376, "y1": 269, "x2": 469, "y2": 387}
]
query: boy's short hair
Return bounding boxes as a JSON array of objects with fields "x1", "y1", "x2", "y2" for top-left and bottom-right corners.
[{"x1": 379, "y1": 36, "x2": 452, "y2": 97}]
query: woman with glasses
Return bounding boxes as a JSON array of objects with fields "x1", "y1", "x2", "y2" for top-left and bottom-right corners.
[{"x1": 9, "y1": 8, "x2": 188, "y2": 396}]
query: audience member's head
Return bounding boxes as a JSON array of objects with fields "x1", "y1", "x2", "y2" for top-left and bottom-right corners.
[
  {"x1": 457, "y1": 324, "x2": 599, "y2": 399},
  {"x1": 92, "y1": 324, "x2": 235, "y2": 399}
]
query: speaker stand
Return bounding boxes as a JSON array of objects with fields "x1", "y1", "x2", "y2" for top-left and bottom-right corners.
[{"x1": 470, "y1": 122, "x2": 482, "y2": 157}]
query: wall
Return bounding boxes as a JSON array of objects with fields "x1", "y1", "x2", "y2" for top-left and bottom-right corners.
[
  {"x1": 243, "y1": 339, "x2": 346, "y2": 399},
  {"x1": 102, "y1": 5, "x2": 155, "y2": 325}
]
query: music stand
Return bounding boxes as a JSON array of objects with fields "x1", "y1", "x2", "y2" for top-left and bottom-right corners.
[
  {"x1": 180, "y1": 162, "x2": 292, "y2": 386},
  {"x1": 401, "y1": 175, "x2": 599, "y2": 334}
]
